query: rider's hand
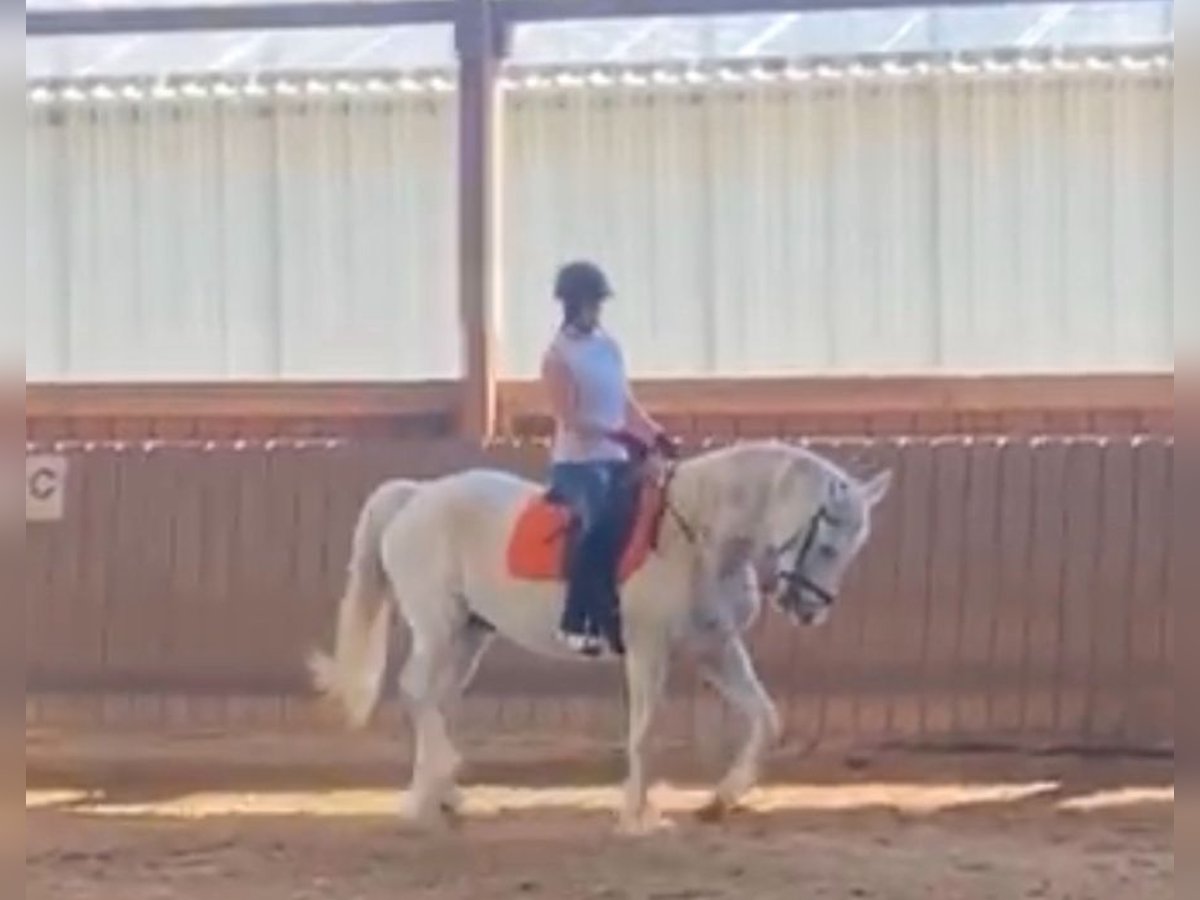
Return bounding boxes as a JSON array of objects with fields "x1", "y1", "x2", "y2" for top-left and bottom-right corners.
[
  {"x1": 607, "y1": 429, "x2": 650, "y2": 460},
  {"x1": 652, "y1": 432, "x2": 680, "y2": 460}
]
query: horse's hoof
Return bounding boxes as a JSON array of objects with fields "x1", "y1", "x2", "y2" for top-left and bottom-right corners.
[
  {"x1": 616, "y1": 809, "x2": 675, "y2": 837},
  {"x1": 440, "y1": 800, "x2": 465, "y2": 830},
  {"x1": 695, "y1": 797, "x2": 732, "y2": 824},
  {"x1": 441, "y1": 786, "x2": 464, "y2": 814},
  {"x1": 399, "y1": 809, "x2": 458, "y2": 835},
  {"x1": 399, "y1": 795, "x2": 458, "y2": 833}
]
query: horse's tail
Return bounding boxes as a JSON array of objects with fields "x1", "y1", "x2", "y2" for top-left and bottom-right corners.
[{"x1": 308, "y1": 479, "x2": 417, "y2": 730}]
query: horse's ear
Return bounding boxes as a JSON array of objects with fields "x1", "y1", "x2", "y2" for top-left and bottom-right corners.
[{"x1": 862, "y1": 469, "x2": 893, "y2": 507}]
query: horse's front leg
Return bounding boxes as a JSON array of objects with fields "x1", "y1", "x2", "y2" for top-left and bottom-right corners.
[
  {"x1": 695, "y1": 635, "x2": 780, "y2": 822},
  {"x1": 619, "y1": 639, "x2": 670, "y2": 835}
]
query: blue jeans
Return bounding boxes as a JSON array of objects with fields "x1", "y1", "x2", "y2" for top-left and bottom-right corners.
[{"x1": 550, "y1": 461, "x2": 632, "y2": 646}]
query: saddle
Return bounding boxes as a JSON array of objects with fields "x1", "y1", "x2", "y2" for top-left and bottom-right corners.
[{"x1": 506, "y1": 473, "x2": 666, "y2": 584}]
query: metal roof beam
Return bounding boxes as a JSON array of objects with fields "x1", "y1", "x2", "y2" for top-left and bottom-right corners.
[
  {"x1": 498, "y1": 0, "x2": 1151, "y2": 25},
  {"x1": 27, "y1": 2, "x2": 456, "y2": 38},
  {"x1": 28, "y1": 0, "x2": 1163, "y2": 38}
]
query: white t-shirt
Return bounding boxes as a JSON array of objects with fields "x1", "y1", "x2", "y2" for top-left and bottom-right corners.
[{"x1": 546, "y1": 328, "x2": 630, "y2": 463}]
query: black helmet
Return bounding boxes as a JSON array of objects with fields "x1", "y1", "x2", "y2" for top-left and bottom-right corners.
[{"x1": 554, "y1": 261, "x2": 613, "y2": 305}]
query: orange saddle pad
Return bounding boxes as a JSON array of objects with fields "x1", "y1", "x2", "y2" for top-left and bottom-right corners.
[{"x1": 507, "y1": 480, "x2": 665, "y2": 584}]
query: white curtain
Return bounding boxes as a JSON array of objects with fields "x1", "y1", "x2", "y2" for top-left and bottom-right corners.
[
  {"x1": 503, "y1": 63, "x2": 1173, "y2": 376},
  {"x1": 26, "y1": 88, "x2": 457, "y2": 380},
  {"x1": 26, "y1": 60, "x2": 1172, "y2": 381}
]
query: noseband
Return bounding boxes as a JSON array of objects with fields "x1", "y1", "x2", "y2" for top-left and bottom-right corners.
[{"x1": 774, "y1": 506, "x2": 838, "y2": 609}]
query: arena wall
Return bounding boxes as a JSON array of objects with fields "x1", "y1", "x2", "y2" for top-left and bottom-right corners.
[{"x1": 27, "y1": 435, "x2": 1174, "y2": 754}]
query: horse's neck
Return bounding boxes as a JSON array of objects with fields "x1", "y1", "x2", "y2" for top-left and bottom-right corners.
[{"x1": 666, "y1": 450, "x2": 772, "y2": 571}]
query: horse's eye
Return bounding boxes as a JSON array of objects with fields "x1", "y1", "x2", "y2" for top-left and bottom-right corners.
[{"x1": 818, "y1": 545, "x2": 838, "y2": 560}]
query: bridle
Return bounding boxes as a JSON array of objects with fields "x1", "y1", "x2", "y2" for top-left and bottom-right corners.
[
  {"x1": 651, "y1": 461, "x2": 838, "y2": 609},
  {"x1": 771, "y1": 505, "x2": 839, "y2": 610}
]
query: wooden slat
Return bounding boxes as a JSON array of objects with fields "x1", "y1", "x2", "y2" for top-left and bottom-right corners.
[
  {"x1": 103, "y1": 446, "x2": 172, "y2": 684},
  {"x1": 891, "y1": 439, "x2": 934, "y2": 741},
  {"x1": 167, "y1": 446, "x2": 209, "y2": 679},
  {"x1": 846, "y1": 438, "x2": 904, "y2": 741},
  {"x1": 1090, "y1": 439, "x2": 1136, "y2": 740},
  {"x1": 920, "y1": 439, "x2": 970, "y2": 738},
  {"x1": 992, "y1": 439, "x2": 1036, "y2": 736},
  {"x1": 1127, "y1": 438, "x2": 1172, "y2": 743},
  {"x1": 956, "y1": 439, "x2": 1002, "y2": 736},
  {"x1": 1024, "y1": 441, "x2": 1070, "y2": 736},
  {"x1": 1057, "y1": 440, "x2": 1104, "y2": 740}
]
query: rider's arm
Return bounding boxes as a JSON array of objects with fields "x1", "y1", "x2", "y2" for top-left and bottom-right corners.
[
  {"x1": 614, "y1": 341, "x2": 674, "y2": 455},
  {"x1": 623, "y1": 394, "x2": 663, "y2": 446}
]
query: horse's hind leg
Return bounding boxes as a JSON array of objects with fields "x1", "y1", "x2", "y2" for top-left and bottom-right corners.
[
  {"x1": 398, "y1": 614, "x2": 491, "y2": 827},
  {"x1": 437, "y1": 618, "x2": 493, "y2": 817}
]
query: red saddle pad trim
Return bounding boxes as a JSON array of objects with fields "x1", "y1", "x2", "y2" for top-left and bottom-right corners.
[{"x1": 506, "y1": 480, "x2": 664, "y2": 584}]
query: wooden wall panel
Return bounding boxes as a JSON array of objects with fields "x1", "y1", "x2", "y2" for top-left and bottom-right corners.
[
  {"x1": 26, "y1": 374, "x2": 1174, "y2": 442},
  {"x1": 26, "y1": 436, "x2": 1174, "y2": 754}
]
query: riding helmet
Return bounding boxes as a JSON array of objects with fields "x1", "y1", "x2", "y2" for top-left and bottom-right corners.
[{"x1": 554, "y1": 261, "x2": 613, "y2": 305}]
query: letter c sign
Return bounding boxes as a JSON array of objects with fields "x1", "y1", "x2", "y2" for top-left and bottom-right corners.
[{"x1": 26, "y1": 455, "x2": 67, "y2": 522}]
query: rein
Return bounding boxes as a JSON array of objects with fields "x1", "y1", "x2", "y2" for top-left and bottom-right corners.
[{"x1": 649, "y1": 463, "x2": 698, "y2": 550}]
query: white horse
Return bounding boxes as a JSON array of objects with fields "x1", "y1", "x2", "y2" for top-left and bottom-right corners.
[{"x1": 309, "y1": 440, "x2": 890, "y2": 833}]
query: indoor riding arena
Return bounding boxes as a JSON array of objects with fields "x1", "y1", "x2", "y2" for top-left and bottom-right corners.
[{"x1": 26, "y1": 2, "x2": 1173, "y2": 898}]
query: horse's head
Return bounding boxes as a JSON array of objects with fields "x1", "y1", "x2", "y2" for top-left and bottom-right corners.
[{"x1": 755, "y1": 454, "x2": 891, "y2": 626}]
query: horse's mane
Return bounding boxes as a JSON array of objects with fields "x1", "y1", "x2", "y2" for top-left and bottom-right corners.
[
  {"x1": 685, "y1": 439, "x2": 851, "y2": 487},
  {"x1": 668, "y1": 440, "x2": 852, "y2": 532}
]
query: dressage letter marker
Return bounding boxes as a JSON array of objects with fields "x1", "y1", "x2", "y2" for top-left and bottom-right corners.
[{"x1": 26, "y1": 455, "x2": 67, "y2": 522}]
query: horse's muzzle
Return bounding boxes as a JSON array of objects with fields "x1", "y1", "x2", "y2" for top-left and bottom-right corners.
[
  {"x1": 777, "y1": 581, "x2": 834, "y2": 627},
  {"x1": 794, "y1": 606, "x2": 830, "y2": 627}
]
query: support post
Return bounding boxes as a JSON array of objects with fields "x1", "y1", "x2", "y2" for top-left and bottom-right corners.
[{"x1": 455, "y1": 0, "x2": 508, "y2": 442}]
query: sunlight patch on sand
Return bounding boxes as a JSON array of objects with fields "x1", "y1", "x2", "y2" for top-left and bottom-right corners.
[
  {"x1": 27, "y1": 790, "x2": 92, "y2": 810},
  {"x1": 28, "y1": 781, "x2": 1075, "y2": 820},
  {"x1": 1057, "y1": 787, "x2": 1174, "y2": 812}
]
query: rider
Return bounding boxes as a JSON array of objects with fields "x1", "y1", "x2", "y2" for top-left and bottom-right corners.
[{"x1": 541, "y1": 261, "x2": 676, "y2": 655}]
